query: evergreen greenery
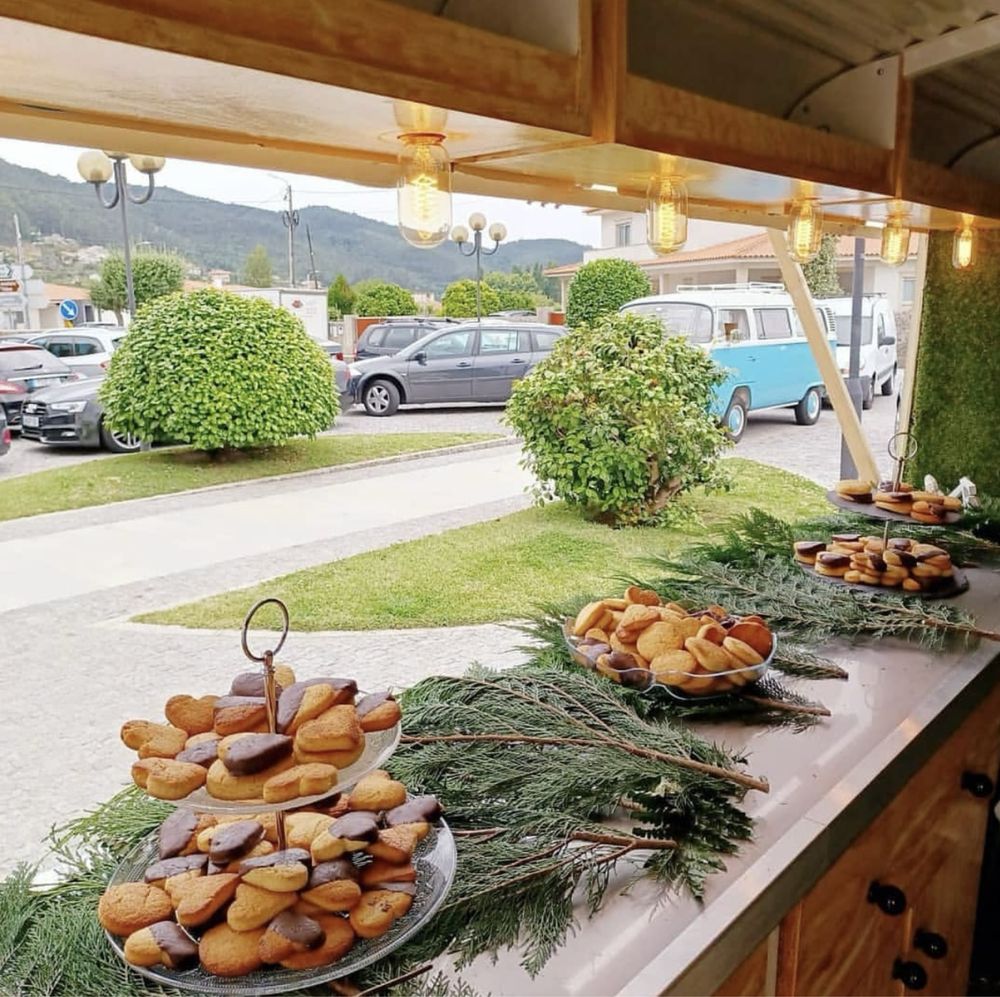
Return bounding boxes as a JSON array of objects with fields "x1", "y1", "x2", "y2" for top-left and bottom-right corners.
[
  {"x1": 565, "y1": 258, "x2": 650, "y2": 328},
  {"x1": 101, "y1": 288, "x2": 337, "y2": 451},
  {"x1": 911, "y1": 230, "x2": 1000, "y2": 494},
  {"x1": 441, "y1": 278, "x2": 501, "y2": 318},
  {"x1": 327, "y1": 273, "x2": 355, "y2": 318},
  {"x1": 483, "y1": 270, "x2": 538, "y2": 311},
  {"x1": 89, "y1": 251, "x2": 185, "y2": 322},
  {"x1": 801, "y1": 234, "x2": 843, "y2": 298},
  {"x1": 505, "y1": 312, "x2": 730, "y2": 526},
  {"x1": 354, "y1": 281, "x2": 417, "y2": 317},
  {"x1": 241, "y1": 243, "x2": 273, "y2": 287}
]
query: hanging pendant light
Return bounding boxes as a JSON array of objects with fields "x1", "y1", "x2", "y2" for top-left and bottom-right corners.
[
  {"x1": 645, "y1": 176, "x2": 688, "y2": 255},
  {"x1": 952, "y1": 217, "x2": 976, "y2": 270},
  {"x1": 787, "y1": 197, "x2": 824, "y2": 262},
  {"x1": 396, "y1": 132, "x2": 452, "y2": 249},
  {"x1": 880, "y1": 209, "x2": 911, "y2": 267}
]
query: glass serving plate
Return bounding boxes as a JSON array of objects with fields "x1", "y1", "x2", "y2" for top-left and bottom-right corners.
[
  {"x1": 172, "y1": 722, "x2": 402, "y2": 815},
  {"x1": 562, "y1": 619, "x2": 774, "y2": 701},
  {"x1": 105, "y1": 815, "x2": 457, "y2": 996}
]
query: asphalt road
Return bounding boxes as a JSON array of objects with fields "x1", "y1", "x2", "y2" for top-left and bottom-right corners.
[{"x1": 0, "y1": 392, "x2": 901, "y2": 486}]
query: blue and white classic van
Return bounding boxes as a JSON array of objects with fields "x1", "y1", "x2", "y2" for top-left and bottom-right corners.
[{"x1": 621, "y1": 283, "x2": 837, "y2": 441}]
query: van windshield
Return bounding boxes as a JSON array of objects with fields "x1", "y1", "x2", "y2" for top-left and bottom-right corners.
[
  {"x1": 833, "y1": 315, "x2": 872, "y2": 346},
  {"x1": 622, "y1": 302, "x2": 713, "y2": 343}
]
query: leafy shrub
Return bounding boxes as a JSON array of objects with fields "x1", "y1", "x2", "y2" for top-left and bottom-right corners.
[
  {"x1": 565, "y1": 258, "x2": 651, "y2": 328},
  {"x1": 505, "y1": 312, "x2": 730, "y2": 525},
  {"x1": 327, "y1": 273, "x2": 355, "y2": 318},
  {"x1": 90, "y1": 251, "x2": 185, "y2": 321},
  {"x1": 483, "y1": 271, "x2": 538, "y2": 311},
  {"x1": 354, "y1": 281, "x2": 416, "y2": 317},
  {"x1": 802, "y1": 234, "x2": 843, "y2": 298},
  {"x1": 441, "y1": 279, "x2": 501, "y2": 318},
  {"x1": 101, "y1": 289, "x2": 337, "y2": 451}
]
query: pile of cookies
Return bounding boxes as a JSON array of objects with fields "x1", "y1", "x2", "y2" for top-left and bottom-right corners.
[
  {"x1": 98, "y1": 771, "x2": 442, "y2": 978},
  {"x1": 794, "y1": 533, "x2": 955, "y2": 591},
  {"x1": 569, "y1": 586, "x2": 774, "y2": 695},
  {"x1": 122, "y1": 668, "x2": 401, "y2": 803},
  {"x1": 835, "y1": 479, "x2": 961, "y2": 524}
]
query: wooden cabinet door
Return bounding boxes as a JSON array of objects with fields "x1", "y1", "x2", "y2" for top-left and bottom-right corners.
[{"x1": 713, "y1": 938, "x2": 770, "y2": 997}]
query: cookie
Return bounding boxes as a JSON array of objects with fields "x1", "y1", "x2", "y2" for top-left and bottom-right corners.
[
  {"x1": 158, "y1": 809, "x2": 199, "y2": 859},
  {"x1": 132, "y1": 757, "x2": 207, "y2": 800},
  {"x1": 299, "y1": 860, "x2": 363, "y2": 912},
  {"x1": 120, "y1": 720, "x2": 187, "y2": 759},
  {"x1": 123, "y1": 922, "x2": 199, "y2": 969},
  {"x1": 213, "y1": 696, "x2": 269, "y2": 736},
  {"x1": 175, "y1": 739, "x2": 220, "y2": 767},
  {"x1": 206, "y1": 755, "x2": 296, "y2": 801},
  {"x1": 259, "y1": 911, "x2": 325, "y2": 963},
  {"x1": 348, "y1": 770, "x2": 407, "y2": 812},
  {"x1": 144, "y1": 853, "x2": 208, "y2": 888},
  {"x1": 293, "y1": 741, "x2": 365, "y2": 769},
  {"x1": 311, "y1": 812, "x2": 380, "y2": 862},
  {"x1": 349, "y1": 889, "x2": 413, "y2": 939},
  {"x1": 263, "y1": 763, "x2": 338, "y2": 803},
  {"x1": 572, "y1": 601, "x2": 607, "y2": 637},
  {"x1": 385, "y1": 796, "x2": 441, "y2": 828},
  {"x1": 683, "y1": 637, "x2": 733, "y2": 673},
  {"x1": 227, "y1": 882, "x2": 298, "y2": 932},
  {"x1": 230, "y1": 665, "x2": 295, "y2": 698},
  {"x1": 169, "y1": 873, "x2": 240, "y2": 928},
  {"x1": 219, "y1": 733, "x2": 294, "y2": 775},
  {"x1": 366, "y1": 824, "x2": 423, "y2": 864},
  {"x1": 164, "y1": 695, "x2": 218, "y2": 735},
  {"x1": 240, "y1": 849, "x2": 311, "y2": 892},
  {"x1": 98, "y1": 883, "x2": 173, "y2": 936},
  {"x1": 285, "y1": 812, "x2": 334, "y2": 850},
  {"x1": 695, "y1": 622, "x2": 727, "y2": 646},
  {"x1": 359, "y1": 860, "x2": 416, "y2": 888},
  {"x1": 199, "y1": 923, "x2": 266, "y2": 977},
  {"x1": 208, "y1": 819, "x2": 265, "y2": 864},
  {"x1": 219, "y1": 840, "x2": 275, "y2": 873},
  {"x1": 280, "y1": 914, "x2": 355, "y2": 969},
  {"x1": 278, "y1": 679, "x2": 357, "y2": 735},
  {"x1": 624, "y1": 585, "x2": 660, "y2": 606},
  {"x1": 635, "y1": 620, "x2": 685, "y2": 660},
  {"x1": 296, "y1": 706, "x2": 362, "y2": 754},
  {"x1": 649, "y1": 649, "x2": 696, "y2": 680},
  {"x1": 835, "y1": 478, "x2": 873, "y2": 497},
  {"x1": 793, "y1": 540, "x2": 826, "y2": 564},
  {"x1": 355, "y1": 691, "x2": 402, "y2": 733},
  {"x1": 722, "y1": 636, "x2": 764, "y2": 667}
]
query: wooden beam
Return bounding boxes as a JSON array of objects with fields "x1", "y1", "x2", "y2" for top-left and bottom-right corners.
[
  {"x1": 895, "y1": 233, "x2": 930, "y2": 439},
  {"x1": 590, "y1": 0, "x2": 626, "y2": 143},
  {"x1": 767, "y1": 229, "x2": 881, "y2": 484}
]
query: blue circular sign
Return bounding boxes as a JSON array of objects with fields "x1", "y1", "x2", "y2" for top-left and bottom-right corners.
[{"x1": 59, "y1": 299, "x2": 79, "y2": 321}]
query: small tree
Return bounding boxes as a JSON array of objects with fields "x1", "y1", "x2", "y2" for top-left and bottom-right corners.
[
  {"x1": 505, "y1": 311, "x2": 729, "y2": 526},
  {"x1": 327, "y1": 273, "x2": 355, "y2": 318},
  {"x1": 90, "y1": 251, "x2": 185, "y2": 323},
  {"x1": 483, "y1": 271, "x2": 537, "y2": 311},
  {"x1": 802, "y1": 234, "x2": 843, "y2": 298},
  {"x1": 101, "y1": 289, "x2": 337, "y2": 452},
  {"x1": 441, "y1": 278, "x2": 502, "y2": 318},
  {"x1": 354, "y1": 281, "x2": 416, "y2": 317},
  {"x1": 566, "y1": 258, "x2": 650, "y2": 328},
  {"x1": 242, "y1": 244, "x2": 273, "y2": 287}
]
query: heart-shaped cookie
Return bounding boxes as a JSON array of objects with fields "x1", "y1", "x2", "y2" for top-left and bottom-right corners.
[{"x1": 164, "y1": 695, "x2": 218, "y2": 735}]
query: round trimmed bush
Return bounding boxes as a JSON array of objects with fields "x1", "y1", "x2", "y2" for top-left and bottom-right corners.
[
  {"x1": 101, "y1": 289, "x2": 338, "y2": 451},
  {"x1": 505, "y1": 311, "x2": 729, "y2": 526},
  {"x1": 565, "y1": 258, "x2": 651, "y2": 328},
  {"x1": 354, "y1": 281, "x2": 416, "y2": 317},
  {"x1": 441, "y1": 278, "x2": 501, "y2": 318}
]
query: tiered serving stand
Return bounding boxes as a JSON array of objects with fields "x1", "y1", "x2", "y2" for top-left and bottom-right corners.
[{"x1": 104, "y1": 597, "x2": 457, "y2": 995}]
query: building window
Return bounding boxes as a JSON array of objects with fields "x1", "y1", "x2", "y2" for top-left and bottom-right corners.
[
  {"x1": 901, "y1": 277, "x2": 916, "y2": 304},
  {"x1": 615, "y1": 221, "x2": 631, "y2": 247}
]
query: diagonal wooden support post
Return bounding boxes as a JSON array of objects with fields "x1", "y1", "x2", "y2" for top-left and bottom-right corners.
[{"x1": 767, "y1": 228, "x2": 880, "y2": 484}]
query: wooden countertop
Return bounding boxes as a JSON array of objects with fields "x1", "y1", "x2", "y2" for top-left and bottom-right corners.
[{"x1": 455, "y1": 567, "x2": 1000, "y2": 996}]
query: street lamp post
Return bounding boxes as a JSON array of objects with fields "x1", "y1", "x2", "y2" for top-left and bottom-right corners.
[
  {"x1": 77, "y1": 151, "x2": 165, "y2": 319},
  {"x1": 450, "y1": 212, "x2": 506, "y2": 319}
]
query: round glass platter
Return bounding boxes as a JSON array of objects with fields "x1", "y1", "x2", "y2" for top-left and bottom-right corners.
[
  {"x1": 105, "y1": 816, "x2": 457, "y2": 995},
  {"x1": 170, "y1": 722, "x2": 402, "y2": 815}
]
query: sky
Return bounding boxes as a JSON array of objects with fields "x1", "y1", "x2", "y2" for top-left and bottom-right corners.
[{"x1": 0, "y1": 138, "x2": 601, "y2": 247}]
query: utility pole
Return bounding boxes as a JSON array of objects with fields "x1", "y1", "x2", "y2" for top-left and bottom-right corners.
[
  {"x1": 279, "y1": 181, "x2": 299, "y2": 287},
  {"x1": 12, "y1": 213, "x2": 26, "y2": 328},
  {"x1": 305, "y1": 225, "x2": 320, "y2": 289}
]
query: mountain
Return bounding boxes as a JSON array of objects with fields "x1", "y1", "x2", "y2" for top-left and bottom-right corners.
[{"x1": 0, "y1": 159, "x2": 586, "y2": 292}]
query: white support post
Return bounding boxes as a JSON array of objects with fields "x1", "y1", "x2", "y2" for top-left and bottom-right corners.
[
  {"x1": 895, "y1": 233, "x2": 929, "y2": 439},
  {"x1": 767, "y1": 229, "x2": 881, "y2": 484}
]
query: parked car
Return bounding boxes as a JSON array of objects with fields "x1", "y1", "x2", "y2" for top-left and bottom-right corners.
[
  {"x1": 0, "y1": 406, "x2": 10, "y2": 458},
  {"x1": 488, "y1": 309, "x2": 537, "y2": 321},
  {"x1": 348, "y1": 322, "x2": 565, "y2": 416},
  {"x1": 825, "y1": 295, "x2": 898, "y2": 409},
  {"x1": 621, "y1": 283, "x2": 838, "y2": 442},
  {"x1": 25, "y1": 327, "x2": 126, "y2": 377},
  {"x1": 354, "y1": 318, "x2": 447, "y2": 360},
  {"x1": 20, "y1": 375, "x2": 141, "y2": 452},
  {"x1": 0, "y1": 343, "x2": 79, "y2": 431}
]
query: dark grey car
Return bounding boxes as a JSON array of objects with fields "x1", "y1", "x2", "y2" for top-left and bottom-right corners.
[
  {"x1": 20, "y1": 376, "x2": 141, "y2": 452},
  {"x1": 0, "y1": 406, "x2": 9, "y2": 458},
  {"x1": 348, "y1": 322, "x2": 564, "y2": 416},
  {"x1": 354, "y1": 319, "x2": 447, "y2": 360},
  {"x1": 0, "y1": 344, "x2": 79, "y2": 429}
]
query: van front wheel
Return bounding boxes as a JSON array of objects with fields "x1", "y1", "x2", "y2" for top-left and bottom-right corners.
[
  {"x1": 723, "y1": 394, "x2": 748, "y2": 442},
  {"x1": 881, "y1": 366, "x2": 897, "y2": 396},
  {"x1": 794, "y1": 387, "x2": 822, "y2": 426}
]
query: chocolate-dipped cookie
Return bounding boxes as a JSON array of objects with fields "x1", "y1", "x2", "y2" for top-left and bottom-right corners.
[
  {"x1": 208, "y1": 820, "x2": 265, "y2": 864},
  {"x1": 124, "y1": 921, "x2": 199, "y2": 969},
  {"x1": 158, "y1": 809, "x2": 198, "y2": 859},
  {"x1": 220, "y1": 733, "x2": 293, "y2": 775},
  {"x1": 259, "y1": 911, "x2": 325, "y2": 963},
  {"x1": 355, "y1": 691, "x2": 401, "y2": 732}
]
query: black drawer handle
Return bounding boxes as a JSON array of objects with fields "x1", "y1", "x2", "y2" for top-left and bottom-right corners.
[
  {"x1": 893, "y1": 958, "x2": 928, "y2": 991},
  {"x1": 961, "y1": 771, "x2": 995, "y2": 798},
  {"x1": 867, "y1": 880, "x2": 907, "y2": 915},
  {"x1": 914, "y1": 929, "x2": 948, "y2": 960}
]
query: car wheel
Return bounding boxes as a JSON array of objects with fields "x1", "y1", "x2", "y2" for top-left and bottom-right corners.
[
  {"x1": 794, "y1": 386, "x2": 823, "y2": 426},
  {"x1": 881, "y1": 365, "x2": 897, "y2": 396},
  {"x1": 862, "y1": 375, "x2": 875, "y2": 410},
  {"x1": 362, "y1": 379, "x2": 400, "y2": 417},
  {"x1": 99, "y1": 420, "x2": 142, "y2": 453},
  {"x1": 722, "y1": 393, "x2": 748, "y2": 443}
]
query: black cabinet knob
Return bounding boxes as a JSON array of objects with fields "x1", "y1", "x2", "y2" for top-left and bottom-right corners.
[
  {"x1": 914, "y1": 930, "x2": 948, "y2": 960},
  {"x1": 867, "y1": 880, "x2": 907, "y2": 915},
  {"x1": 893, "y1": 959, "x2": 928, "y2": 991},
  {"x1": 961, "y1": 771, "x2": 995, "y2": 798}
]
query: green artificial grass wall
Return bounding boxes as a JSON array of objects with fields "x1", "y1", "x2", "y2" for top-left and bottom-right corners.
[{"x1": 911, "y1": 230, "x2": 1000, "y2": 494}]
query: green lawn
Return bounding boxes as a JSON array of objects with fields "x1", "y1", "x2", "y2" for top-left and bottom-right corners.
[
  {"x1": 0, "y1": 434, "x2": 498, "y2": 522},
  {"x1": 137, "y1": 458, "x2": 825, "y2": 632}
]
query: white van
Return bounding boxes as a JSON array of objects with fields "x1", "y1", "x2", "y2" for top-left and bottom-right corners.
[{"x1": 825, "y1": 296, "x2": 898, "y2": 409}]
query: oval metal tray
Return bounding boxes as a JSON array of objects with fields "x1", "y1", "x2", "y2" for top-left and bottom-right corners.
[{"x1": 105, "y1": 815, "x2": 457, "y2": 995}]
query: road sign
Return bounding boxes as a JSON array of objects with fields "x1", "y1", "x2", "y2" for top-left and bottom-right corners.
[
  {"x1": 0, "y1": 264, "x2": 12, "y2": 280},
  {"x1": 0, "y1": 280, "x2": 19, "y2": 293},
  {"x1": 59, "y1": 299, "x2": 79, "y2": 321},
  {"x1": 0, "y1": 293, "x2": 23, "y2": 309}
]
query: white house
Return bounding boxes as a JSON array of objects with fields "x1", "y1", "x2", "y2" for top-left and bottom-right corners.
[{"x1": 549, "y1": 212, "x2": 919, "y2": 314}]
